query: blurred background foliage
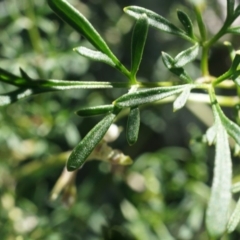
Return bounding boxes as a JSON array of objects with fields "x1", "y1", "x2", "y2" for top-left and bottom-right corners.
[{"x1": 1, "y1": 0, "x2": 240, "y2": 239}]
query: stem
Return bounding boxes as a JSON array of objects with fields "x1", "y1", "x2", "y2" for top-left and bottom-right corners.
[
  {"x1": 201, "y1": 46, "x2": 209, "y2": 76},
  {"x1": 205, "y1": 19, "x2": 234, "y2": 48},
  {"x1": 194, "y1": 6, "x2": 209, "y2": 76},
  {"x1": 212, "y1": 70, "x2": 232, "y2": 86},
  {"x1": 194, "y1": 5, "x2": 207, "y2": 42}
]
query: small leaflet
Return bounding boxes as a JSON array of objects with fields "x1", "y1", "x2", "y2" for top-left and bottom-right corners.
[{"x1": 173, "y1": 85, "x2": 192, "y2": 111}]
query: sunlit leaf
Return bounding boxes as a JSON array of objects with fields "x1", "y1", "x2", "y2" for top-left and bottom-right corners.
[
  {"x1": 47, "y1": 0, "x2": 111, "y2": 56},
  {"x1": 126, "y1": 107, "x2": 140, "y2": 145},
  {"x1": 177, "y1": 10, "x2": 194, "y2": 38},
  {"x1": 234, "y1": 144, "x2": 240, "y2": 156},
  {"x1": 161, "y1": 52, "x2": 174, "y2": 69},
  {"x1": 67, "y1": 110, "x2": 120, "y2": 171},
  {"x1": 232, "y1": 182, "x2": 240, "y2": 193},
  {"x1": 0, "y1": 68, "x2": 29, "y2": 87},
  {"x1": 173, "y1": 85, "x2": 192, "y2": 111},
  {"x1": 131, "y1": 14, "x2": 149, "y2": 78},
  {"x1": 0, "y1": 89, "x2": 34, "y2": 106},
  {"x1": 226, "y1": 26, "x2": 240, "y2": 34},
  {"x1": 124, "y1": 6, "x2": 192, "y2": 41},
  {"x1": 205, "y1": 125, "x2": 216, "y2": 146},
  {"x1": 206, "y1": 103, "x2": 232, "y2": 237},
  {"x1": 47, "y1": 0, "x2": 126, "y2": 73},
  {"x1": 227, "y1": 196, "x2": 240, "y2": 233},
  {"x1": 213, "y1": 101, "x2": 240, "y2": 147},
  {"x1": 171, "y1": 68, "x2": 193, "y2": 82},
  {"x1": 174, "y1": 43, "x2": 199, "y2": 67},
  {"x1": 114, "y1": 85, "x2": 187, "y2": 108},
  {"x1": 162, "y1": 52, "x2": 193, "y2": 83},
  {"x1": 76, "y1": 104, "x2": 114, "y2": 117},
  {"x1": 74, "y1": 47, "x2": 115, "y2": 67}
]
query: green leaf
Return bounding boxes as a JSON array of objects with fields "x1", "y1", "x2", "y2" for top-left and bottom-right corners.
[
  {"x1": 35, "y1": 80, "x2": 125, "y2": 90},
  {"x1": 114, "y1": 85, "x2": 186, "y2": 108},
  {"x1": 74, "y1": 47, "x2": 115, "y2": 67},
  {"x1": 126, "y1": 107, "x2": 140, "y2": 145},
  {"x1": 213, "y1": 101, "x2": 240, "y2": 147},
  {"x1": 231, "y1": 182, "x2": 240, "y2": 193},
  {"x1": 234, "y1": 144, "x2": 240, "y2": 156},
  {"x1": 174, "y1": 43, "x2": 199, "y2": 67},
  {"x1": 0, "y1": 68, "x2": 29, "y2": 87},
  {"x1": 124, "y1": 6, "x2": 192, "y2": 41},
  {"x1": 161, "y1": 52, "x2": 174, "y2": 69},
  {"x1": 205, "y1": 125, "x2": 217, "y2": 146},
  {"x1": 226, "y1": 26, "x2": 240, "y2": 34},
  {"x1": 19, "y1": 68, "x2": 34, "y2": 82},
  {"x1": 162, "y1": 52, "x2": 193, "y2": 83},
  {"x1": 173, "y1": 85, "x2": 192, "y2": 111},
  {"x1": 0, "y1": 89, "x2": 34, "y2": 106},
  {"x1": 47, "y1": 0, "x2": 111, "y2": 56},
  {"x1": 47, "y1": 0, "x2": 127, "y2": 74},
  {"x1": 170, "y1": 68, "x2": 193, "y2": 83},
  {"x1": 131, "y1": 14, "x2": 149, "y2": 79},
  {"x1": 206, "y1": 103, "x2": 232, "y2": 237},
  {"x1": 227, "y1": 0, "x2": 235, "y2": 19},
  {"x1": 227, "y1": 195, "x2": 240, "y2": 233},
  {"x1": 76, "y1": 104, "x2": 114, "y2": 117},
  {"x1": 67, "y1": 111, "x2": 120, "y2": 171},
  {"x1": 177, "y1": 10, "x2": 194, "y2": 38}
]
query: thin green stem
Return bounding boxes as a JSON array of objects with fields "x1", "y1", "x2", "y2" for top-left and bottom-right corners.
[
  {"x1": 212, "y1": 70, "x2": 232, "y2": 86},
  {"x1": 205, "y1": 20, "x2": 233, "y2": 48},
  {"x1": 194, "y1": 5, "x2": 207, "y2": 42},
  {"x1": 194, "y1": 6, "x2": 209, "y2": 76},
  {"x1": 201, "y1": 46, "x2": 209, "y2": 76}
]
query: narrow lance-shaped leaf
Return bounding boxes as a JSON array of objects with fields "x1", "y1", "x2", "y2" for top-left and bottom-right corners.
[
  {"x1": 162, "y1": 52, "x2": 193, "y2": 83},
  {"x1": 131, "y1": 14, "x2": 149, "y2": 79},
  {"x1": 205, "y1": 125, "x2": 217, "y2": 146},
  {"x1": 227, "y1": 196, "x2": 240, "y2": 233},
  {"x1": 161, "y1": 52, "x2": 174, "y2": 69},
  {"x1": 20, "y1": 68, "x2": 34, "y2": 82},
  {"x1": 213, "y1": 101, "x2": 240, "y2": 147},
  {"x1": 124, "y1": 6, "x2": 192, "y2": 42},
  {"x1": 206, "y1": 103, "x2": 232, "y2": 237},
  {"x1": 67, "y1": 110, "x2": 120, "y2": 171},
  {"x1": 0, "y1": 89, "x2": 34, "y2": 106},
  {"x1": 174, "y1": 43, "x2": 199, "y2": 68},
  {"x1": 74, "y1": 47, "x2": 115, "y2": 67},
  {"x1": 47, "y1": 0, "x2": 120, "y2": 66},
  {"x1": 177, "y1": 10, "x2": 194, "y2": 39},
  {"x1": 173, "y1": 85, "x2": 192, "y2": 111},
  {"x1": 114, "y1": 85, "x2": 187, "y2": 108},
  {"x1": 0, "y1": 68, "x2": 30, "y2": 87},
  {"x1": 227, "y1": 26, "x2": 240, "y2": 34},
  {"x1": 76, "y1": 104, "x2": 114, "y2": 117},
  {"x1": 231, "y1": 182, "x2": 240, "y2": 193},
  {"x1": 126, "y1": 107, "x2": 140, "y2": 145}
]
